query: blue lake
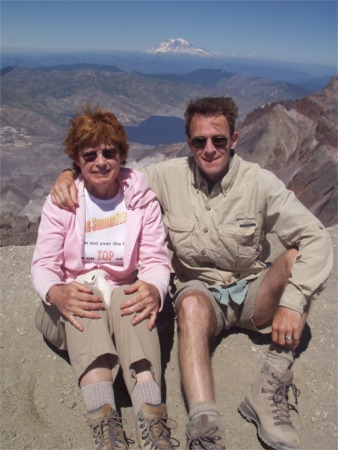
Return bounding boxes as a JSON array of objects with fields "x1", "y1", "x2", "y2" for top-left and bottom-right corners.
[{"x1": 125, "y1": 115, "x2": 186, "y2": 145}]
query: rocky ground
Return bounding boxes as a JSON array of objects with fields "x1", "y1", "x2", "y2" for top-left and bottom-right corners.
[{"x1": 0, "y1": 228, "x2": 337, "y2": 450}]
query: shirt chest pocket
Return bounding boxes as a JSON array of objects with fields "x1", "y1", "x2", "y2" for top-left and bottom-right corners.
[
  {"x1": 217, "y1": 217, "x2": 260, "y2": 270},
  {"x1": 163, "y1": 213, "x2": 195, "y2": 255}
]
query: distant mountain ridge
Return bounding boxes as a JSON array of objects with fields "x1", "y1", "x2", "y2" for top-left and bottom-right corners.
[
  {"x1": 0, "y1": 65, "x2": 336, "y2": 246},
  {"x1": 145, "y1": 38, "x2": 221, "y2": 57},
  {"x1": 1, "y1": 65, "x2": 317, "y2": 140},
  {"x1": 2, "y1": 48, "x2": 336, "y2": 84}
]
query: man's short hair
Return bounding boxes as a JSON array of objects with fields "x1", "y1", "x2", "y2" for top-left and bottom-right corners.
[{"x1": 184, "y1": 97, "x2": 238, "y2": 137}]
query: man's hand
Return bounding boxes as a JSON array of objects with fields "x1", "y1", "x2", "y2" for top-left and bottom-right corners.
[
  {"x1": 271, "y1": 306, "x2": 302, "y2": 348},
  {"x1": 47, "y1": 282, "x2": 105, "y2": 331},
  {"x1": 50, "y1": 170, "x2": 78, "y2": 211},
  {"x1": 120, "y1": 281, "x2": 160, "y2": 330}
]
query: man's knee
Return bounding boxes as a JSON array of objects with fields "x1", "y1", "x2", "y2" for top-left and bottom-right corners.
[
  {"x1": 176, "y1": 290, "x2": 215, "y2": 329},
  {"x1": 252, "y1": 248, "x2": 299, "y2": 328}
]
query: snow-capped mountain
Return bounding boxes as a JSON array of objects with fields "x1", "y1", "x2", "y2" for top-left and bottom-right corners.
[{"x1": 145, "y1": 38, "x2": 221, "y2": 57}]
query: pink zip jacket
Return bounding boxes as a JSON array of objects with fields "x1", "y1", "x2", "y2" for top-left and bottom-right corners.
[{"x1": 31, "y1": 168, "x2": 171, "y2": 309}]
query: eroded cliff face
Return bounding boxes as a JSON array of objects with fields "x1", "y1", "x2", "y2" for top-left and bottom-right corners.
[
  {"x1": 1, "y1": 78, "x2": 337, "y2": 246},
  {"x1": 237, "y1": 77, "x2": 337, "y2": 227}
]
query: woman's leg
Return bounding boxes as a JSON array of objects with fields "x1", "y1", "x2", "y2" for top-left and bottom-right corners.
[{"x1": 109, "y1": 286, "x2": 175, "y2": 448}]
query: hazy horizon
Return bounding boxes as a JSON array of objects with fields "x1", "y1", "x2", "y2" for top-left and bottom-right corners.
[{"x1": 2, "y1": 1, "x2": 337, "y2": 67}]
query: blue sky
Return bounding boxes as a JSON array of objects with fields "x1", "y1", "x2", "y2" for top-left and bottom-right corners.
[{"x1": 1, "y1": 1, "x2": 337, "y2": 67}]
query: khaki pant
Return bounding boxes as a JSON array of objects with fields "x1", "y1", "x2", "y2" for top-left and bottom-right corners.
[{"x1": 35, "y1": 285, "x2": 161, "y2": 395}]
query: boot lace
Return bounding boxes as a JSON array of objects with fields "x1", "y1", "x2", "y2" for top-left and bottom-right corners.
[
  {"x1": 186, "y1": 425, "x2": 226, "y2": 450},
  {"x1": 138, "y1": 415, "x2": 178, "y2": 449},
  {"x1": 264, "y1": 372, "x2": 301, "y2": 427},
  {"x1": 92, "y1": 414, "x2": 128, "y2": 450}
]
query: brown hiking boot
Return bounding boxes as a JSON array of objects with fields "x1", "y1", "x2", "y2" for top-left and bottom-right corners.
[
  {"x1": 136, "y1": 403, "x2": 177, "y2": 449},
  {"x1": 186, "y1": 414, "x2": 226, "y2": 449},
  {"x1": 238, "y1": 362, "x2": 300, "y2": 450},
  {"x1": 87, "y1": 404, "x2": 128, "y2": 450}
]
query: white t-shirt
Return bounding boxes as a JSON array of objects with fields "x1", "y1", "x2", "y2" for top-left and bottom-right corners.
[{"x1": 83, "y1": 187, "x2": 126, "y2": 266}]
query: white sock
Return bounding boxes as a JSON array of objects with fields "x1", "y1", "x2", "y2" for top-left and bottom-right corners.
[
  {"x1": 189, "y1": 401, "x2": 220, "y2": 423},
  {"x1": 81, "y1": 381, "x2": 115, "y2": 412},
  {"x1": 131, "y1": 380, "x2": 161, "y2": 413}
]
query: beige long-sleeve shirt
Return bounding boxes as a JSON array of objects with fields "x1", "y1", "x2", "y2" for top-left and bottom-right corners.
[{"x1": 143, "y1": 154, "x2": 333, "y2": 314}]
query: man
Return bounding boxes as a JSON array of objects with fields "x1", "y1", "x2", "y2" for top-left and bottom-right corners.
[{"x1": 51, "y1": 97, "x2": 333, "y2": 450}]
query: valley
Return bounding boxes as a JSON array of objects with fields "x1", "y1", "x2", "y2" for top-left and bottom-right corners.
[{"x1": 1, "y1": 59, "x2": 337, "y2": 246}]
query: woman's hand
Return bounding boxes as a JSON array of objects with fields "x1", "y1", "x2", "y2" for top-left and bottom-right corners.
[
  {"x1": 120, "y1": 281, "x2": 160, "y2": 330},
  {"x1": 47, "y1": 282, "x2": 106, "y2": 331},
  {"x1": 50, "y1": 170, "x2": 78, "y2": 211}
]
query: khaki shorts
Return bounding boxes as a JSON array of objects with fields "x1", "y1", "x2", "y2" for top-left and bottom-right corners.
[
  {"x1": 173, "y1": 268, "x2": 272, "y2": 338},
  {"x1": 35, "y1": 285, "x2": 161, "y2": 393}
]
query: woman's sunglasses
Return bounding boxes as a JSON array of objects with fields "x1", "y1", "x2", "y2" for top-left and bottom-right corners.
[{"x1": 81, "y1": 148, "x2": 118, "y2": 162}]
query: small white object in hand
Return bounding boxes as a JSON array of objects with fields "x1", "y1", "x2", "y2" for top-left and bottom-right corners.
[{"x1": 76, "y1": 269, "x2": 112, "y2": 307}]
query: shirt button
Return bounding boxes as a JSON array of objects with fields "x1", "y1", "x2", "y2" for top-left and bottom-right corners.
[
  {"x1": 206, "y1": 206, "x2": 211, "y2": 211},
  {"x1": 203, "y1": 227, "x2": 208, "y2": 233},
  {"x1": 201, "y1": 250, "x2": 206, "y2": 255}
]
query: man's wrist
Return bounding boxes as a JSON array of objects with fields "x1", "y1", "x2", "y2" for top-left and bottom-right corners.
[{"x1": 61, "y1": 166, "x2": 79, "y2": 179}]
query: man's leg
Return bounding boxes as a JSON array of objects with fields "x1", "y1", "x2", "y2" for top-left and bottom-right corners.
[
  {"x1": 252, "y1": 248, "x2": 298, "y2": 329},
  {"x1": 176, "y1": 289, "x2": 217, "y2": 404},
  {"x1": 239, "y1": 249, "x2": 305, "y2": 450},
  {"x1": 176, "y1": 289, "x2": 226, "y2": 449}
]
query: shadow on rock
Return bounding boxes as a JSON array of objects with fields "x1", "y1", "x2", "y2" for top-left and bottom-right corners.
[{"x1": 212, "y1": 322, "x2": 312, "y2": 359}]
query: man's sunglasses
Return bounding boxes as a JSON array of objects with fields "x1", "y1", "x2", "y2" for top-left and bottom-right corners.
[
  {"x1": 81, "y1": 148, "x2": 118, "y2": 162},
  {"x1": 191, "y1": 136, "x2": 229, "y2": 149}
]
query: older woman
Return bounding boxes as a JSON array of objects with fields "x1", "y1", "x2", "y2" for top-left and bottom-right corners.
[{"x1": 31, "y1": 106, "x2": 175, "y2": 450}]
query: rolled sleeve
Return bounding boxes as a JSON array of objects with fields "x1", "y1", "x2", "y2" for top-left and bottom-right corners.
[{"x1": 265, "y1": 175, "x2": 334, "y2": 313}]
